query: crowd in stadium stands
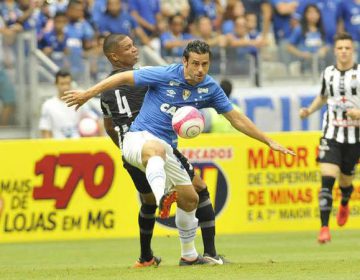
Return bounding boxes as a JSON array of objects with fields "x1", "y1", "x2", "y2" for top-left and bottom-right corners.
[
  {"x1": 1, "y1": 0, "x2": 360, "y2": 126},
  {"x1": 0, "y1": 0, "x2": 359, "y2": 77}
]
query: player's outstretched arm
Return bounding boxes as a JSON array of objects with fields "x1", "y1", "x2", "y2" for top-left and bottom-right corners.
[
  {"x1": 299, "y1": 95, "x2": 327, "y2": 119},
  {"x1": 62, "y1": 71, "x2": 135, "y2": 110},
  {"x1": 223, "y1": 109, "x2": 295, "y2": 155}
]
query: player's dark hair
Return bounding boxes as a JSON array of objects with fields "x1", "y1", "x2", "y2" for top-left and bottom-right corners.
[
  {"x1": 103, "y1": 34, "x2": 128, "y2": 55},
  {"x1": 220, "y1": 79, "x2": 233, "y2": 97},
  {"x1": 334, "y1": 32, "x2": 353, "y2": 43},
  {"x1": 55, "y1": 69, "x2": 72, "y2": 83},
  {"x1": 183, "y1": 40, "x2": 212, "y2": 60}
]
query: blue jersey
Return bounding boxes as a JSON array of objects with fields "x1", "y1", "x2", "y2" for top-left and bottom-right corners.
[
  {"x1": 131, "y1": 64, "x2": 233, "y2": 147},
  {"x1": 96, "y1": 10, "x2": 138, "y2": 35},
  {"x1": 338, "y1": 0, "x2": 360, "y2": 41},
  {"x1": 287, "y1": 26, "x2": 325, "y2": 53}
]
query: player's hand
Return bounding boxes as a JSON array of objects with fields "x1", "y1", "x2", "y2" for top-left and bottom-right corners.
[
  {"x1": 346, "y1": 108, "x2": 360, "y2": 120},
  {"x1": 61, "y1": 90, "x2": 89, "y2": 110},
  {"x1": 268, "y1": 140, "x2": 296, "y2": 156},
  {"x1": 299, "y1": 108, "x2": 310, "y2": 119}
]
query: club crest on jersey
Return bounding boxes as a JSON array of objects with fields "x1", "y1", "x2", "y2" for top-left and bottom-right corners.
[{"x1": 183, "y1": 89, "x2": 191, "y2": 100}]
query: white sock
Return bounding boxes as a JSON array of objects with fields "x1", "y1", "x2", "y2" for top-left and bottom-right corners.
[
  {"x1": 175, "y1": 208, "x2": 198, "y2": 259},
  {"x1": 145, "y1": 156, "x2": 166, "y2": 206}
]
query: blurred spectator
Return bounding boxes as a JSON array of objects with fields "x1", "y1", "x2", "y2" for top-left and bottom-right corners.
[
  {"x1": 286, "y1": 4, "x2": 329, "y2": 73},
  {"x1": 189, "y1": 0, "x2": 223, "y2": 30},
  {"x1": 48, "y1": 0, "x2": 69, "y2": 17},
  {"x1": 202, "y1": 79, "x2": 241, "y2": 133},
  {"x1": 0, "y1": 16, "x2": 16, "y2": 126},
  {"x1": 196, "y1": 16, "x2": 226, "y2": 73},
  {"x1": 294, "y1": 0, "x2": 339, "y2": 45},
  {"x1": 95, "y1": 0, "x2": 150, "y2": 46},
  {"x1": 338, "y1": 0, "x2": 360, "y2": 60},
  {"x1": 226, "y1": 16, "x2": 265, "y2": 74},
  {"x1": 39, "y1": 70, "x2": 99, "y2": 138},
  {"x1": 270, "y1": 0, "x2": 299, "y2": 62},
  {"x1": 129, "y1": 0, "x2": 161, "y2": 37},
  {"x1": 242, "y1": 0, "x2": 272, "y2": 38},
  {"x1": 88, "y1": 35, "x2": 112, "y2": 82},
  {"x1": 221, "y1": 0, "x2": 244, "y2": 34},
  {"x1": 160, "y1": 14, "x2": 193, "y2": 62},
  {"x1": 0, "y1": 0, "x2": 22, "y2": 28},
  {"x1": 160, "y1": 0, "x2": 190, "y2": 19},
  {"x1": 16, "y1": 0, "x2": 48, "y2": 35},
  {"x1": 270, "y1": 0, "x2": 298, "y2": 43},
  {"x1": 65, "y1": 0, "x2": 95, "y2": 81},
  {"x1": 39, "y1": 11, "x2": 69, "y2": 69}
]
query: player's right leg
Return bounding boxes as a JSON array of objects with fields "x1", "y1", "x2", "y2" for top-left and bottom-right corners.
[
  {"x1": 122, "y1": 131, "x2": 168, "y2": 207},
  {"x1": 123, "y1": 159, "x2": 160, "y2": 268}
]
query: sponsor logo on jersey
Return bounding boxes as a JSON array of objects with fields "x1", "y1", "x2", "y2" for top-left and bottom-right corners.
[
  {"x1": 166, "y1": 89, "x2": 177, "y2": 97},
  {"x1": 197, "y1": 87, "x2": 208, "y2": 94},
  {"x1": 183, "y1": 89, "x2": 191, "y2": 100},
  {"x1": 169, "y1": 80, "x2": 180, "y2": 86}
]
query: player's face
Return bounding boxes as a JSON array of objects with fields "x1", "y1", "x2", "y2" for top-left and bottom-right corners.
[
  {"x1": 112, "y1": 36, "x2": 138, "y2": 67},
  {"x1": 334, "y1": 39, "x2": 354, "y2": 66},
  {"x1": 183, "y1": 52, "x2": 210, "y2": 85},
  {"x1": 56, "y1": 76, "x2": 72, "y2": 96}
]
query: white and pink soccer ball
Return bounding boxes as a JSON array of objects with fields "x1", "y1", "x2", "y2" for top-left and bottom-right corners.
[
  {"x1": 172, "y1": 106, "x2": 205, "y2": 139},
  {"x1": 78, "y1": 117, "x2": 99, "y2": 137}
]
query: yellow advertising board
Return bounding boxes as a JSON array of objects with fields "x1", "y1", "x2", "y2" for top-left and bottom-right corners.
[{"x1": 1, "y1": 132, "x2": 360, "y2": 243}]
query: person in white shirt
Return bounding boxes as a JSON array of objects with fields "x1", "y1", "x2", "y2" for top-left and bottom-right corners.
[{"x1": 39, "y1": 69, "x2": 99, "y2": 138}]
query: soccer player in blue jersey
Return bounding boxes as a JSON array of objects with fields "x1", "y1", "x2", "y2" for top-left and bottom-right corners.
[{"x1": 63, "y1": 40, "x2": 295, "y2": 265}]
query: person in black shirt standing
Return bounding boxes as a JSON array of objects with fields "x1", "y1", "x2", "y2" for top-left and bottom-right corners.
[
  {"x1": 100, "y1": 34, "x2": 225, "y2": 266},
  {"x1": 299, "y1": 33, "x2": 360, "y2": 244}
]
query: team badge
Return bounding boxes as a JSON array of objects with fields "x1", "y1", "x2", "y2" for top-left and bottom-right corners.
[{"x1": 182, "y1": 89, "x2": 191, "y2": 100}]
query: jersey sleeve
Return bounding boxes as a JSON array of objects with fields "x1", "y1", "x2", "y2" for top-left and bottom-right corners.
[
  {"x1": 100, "y1": 97, "x2": 112, "y2": 118},
  {"x1": 320, "y1": 70, "x2": 328, "y2": 96},
  {"x1": 133, "y1": 66, "x2": 168, "y2": 87},
  {"x1": 207, "y1": 84, "x2": 234, "y2": 114}
]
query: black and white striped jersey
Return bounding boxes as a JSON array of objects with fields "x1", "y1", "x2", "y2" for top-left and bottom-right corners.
[
  {"x1": 320, "y1": 64, "x2": 360, "y2": 144},
  {"x1": 100, "y1": 68, "x2": 148, "y2": 137}
]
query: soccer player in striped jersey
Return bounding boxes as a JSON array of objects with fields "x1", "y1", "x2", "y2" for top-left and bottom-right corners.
[
  {"x1": 299, "y1": 32, "x2": 360, "y2": 243},
  {"x1": 99, "y1": 34, "x2": 224, "y2": 266}
]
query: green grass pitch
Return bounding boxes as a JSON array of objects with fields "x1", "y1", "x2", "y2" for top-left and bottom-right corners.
[{"x1": 1, "y1": 230, "x2": 360, "y2": 280}]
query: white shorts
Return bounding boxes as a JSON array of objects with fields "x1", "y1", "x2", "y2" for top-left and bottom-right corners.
[{"x1": 122, "y1": 131, "x2": 192, "y2": 191}]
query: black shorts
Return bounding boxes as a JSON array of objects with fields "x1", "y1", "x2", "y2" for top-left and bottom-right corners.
[
  {"x1": 317, "y1": 137, "x2": 360, "y2": 175},
  {"x1": 122, "y1": 148, "x2": 195, "y2": 194}
]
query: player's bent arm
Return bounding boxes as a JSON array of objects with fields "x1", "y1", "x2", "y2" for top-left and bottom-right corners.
[
  {"x1": 223, "y1": 109, "x2": 272, "y2": 145},
  {"x1": 103, "y1": 118, "x2": 119, "y2": 148},
  {"x1": 41, "y1": 130, "x2": 52, "y2": 138},
  {"x1": 300, "y1": 95, "x2": 327, "y2": 119}
]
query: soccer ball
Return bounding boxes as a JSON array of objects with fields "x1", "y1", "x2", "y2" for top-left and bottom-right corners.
[
  {"x1": 78, "y1": 117, "x2": 99, "y2": 137},
  {"x1": 172, "y1": 106, "x2": 205, "y2": 139}
]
